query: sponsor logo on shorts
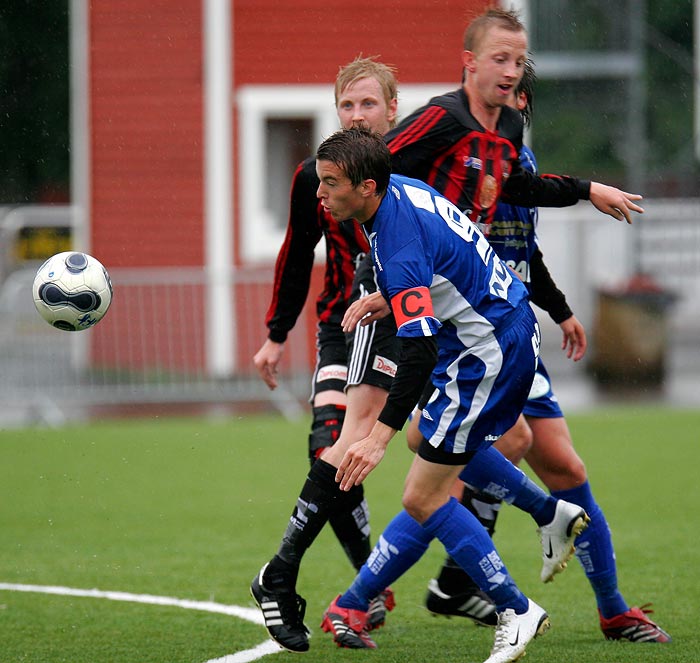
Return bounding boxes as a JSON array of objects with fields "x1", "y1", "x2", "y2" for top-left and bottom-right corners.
[
  {"x1": 317, "y1": 364, "x2": 347, "y2": 382},
  {"x1": 528, "y1": 371, "x2": 550, "y2": 400},
  {"x1": 372, "y1": 355, "x2": 397, "y2": 378}
]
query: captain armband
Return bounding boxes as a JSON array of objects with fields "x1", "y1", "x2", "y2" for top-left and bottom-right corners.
[{"x1": 390, "y1": 287, "x2": 435, "y2": 328}]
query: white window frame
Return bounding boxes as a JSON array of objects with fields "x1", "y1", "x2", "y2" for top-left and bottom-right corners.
[{"x1": 236, "y1": 83, "x2": 451, "y2": 263}]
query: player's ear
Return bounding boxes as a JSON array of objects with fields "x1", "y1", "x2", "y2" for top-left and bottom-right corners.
[
  {"x1": 462, "y1": 49, "x2": 476, "y2": 74},
  {"x1": 361, "y1": 179, "x2": 377, "y2": 197},
  {"x1": 387, "y1": 97, "x2": 398, "y2": 125}
]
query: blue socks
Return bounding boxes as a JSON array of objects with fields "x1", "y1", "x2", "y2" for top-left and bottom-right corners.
[
  {"x1": 551, "y1": 481, "x2": 628, "y2": 619},
  {"x1": 338, "y1": 509, "x2": 431, "y2": 611},
  {"x1": 422, "y1": 498, "x2": 527, "y2": 613},
  {"x1": 339, "y1": 499, "x2": 528, "y2": 614},
  {"x1": 460, "y1": 446, "x2": 557, "y2": 526}
]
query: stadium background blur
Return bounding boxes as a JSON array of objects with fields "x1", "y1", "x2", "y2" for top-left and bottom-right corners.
[{"x1": 0, "y1": 0, "x2": 698, "y2": 427}]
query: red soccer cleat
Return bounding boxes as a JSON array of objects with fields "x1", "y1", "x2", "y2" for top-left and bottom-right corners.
[
  {"x1": 600, "y1": 604, "x2": 671, "y2": 643},
  {"x1": 321, "y1": 595, "x2": 377, "y2": 649}
]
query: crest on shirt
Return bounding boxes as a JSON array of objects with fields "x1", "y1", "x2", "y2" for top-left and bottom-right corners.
[{"x1": 479, "y1": 174, "x2": 498, "y2": 209}]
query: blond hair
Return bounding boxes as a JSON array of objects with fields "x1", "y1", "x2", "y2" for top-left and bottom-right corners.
[{"x1": 334, "y1": 56, "x2": 399, "y2": 128}]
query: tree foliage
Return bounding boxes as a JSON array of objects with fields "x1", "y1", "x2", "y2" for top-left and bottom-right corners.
[
  {"x1": 0, "y1": 2, "x2": 69, "y2": 203},
  {"x1": 532, "y1": 0, "x2": 697, "y2": 196}
]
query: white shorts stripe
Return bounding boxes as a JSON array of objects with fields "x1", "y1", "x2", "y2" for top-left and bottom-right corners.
[{"x1": 347, "y1": 284, "x2": 377, "y2": 387}]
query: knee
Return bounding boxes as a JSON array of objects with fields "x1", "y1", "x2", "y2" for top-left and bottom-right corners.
[
  {"x1": 308, "y1": 404, "x2": 346, "y2": 464},
  {"x1": 405, "y1": 412, "x2": 423, "y2": 453},
  {"x1": 495, "y1": 418, "x2": 533, "y2": 463},
  {"x1": 402, "y1": 488, "x2": 432, "y2": 524}
]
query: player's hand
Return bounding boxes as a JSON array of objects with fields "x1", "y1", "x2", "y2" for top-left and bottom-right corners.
[
  {"x1": 559, "y1": 315, "x2": 587, "y2": 361},
  {"x1": 336, "y1": 422, "x2": 395, "y2": 490},
  {"x1": 342, "y1": 291, "x2": 391, "y2": 333},
  {"x1": 252, "y1": 339, "x2": 284, "y2": 390},
  {"x1": 589, "y1": 182, "x2": 644, "y2": 224}
]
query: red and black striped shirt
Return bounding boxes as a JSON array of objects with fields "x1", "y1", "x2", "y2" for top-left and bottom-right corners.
[{"x1": 386, "y1": 87, "x2": 590, "y2": 231}]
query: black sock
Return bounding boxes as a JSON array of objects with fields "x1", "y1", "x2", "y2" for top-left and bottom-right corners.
[
  {"x1": 461, "y1": 483, "x2": 502, "y2": 537},
  {"x1": 436, "y1": 555, "x2": 481, "y2": 593},
  {"x1": 328, "y1": 483, "x2": 371, "y2": 571},
  {"x1": 267, "y1": 459, "x2": 339, "y2": 588}
]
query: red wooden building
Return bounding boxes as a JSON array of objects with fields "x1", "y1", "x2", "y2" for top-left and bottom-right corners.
[{"x1": 77, "y1": 0, "x2": 487, "y2": 378}]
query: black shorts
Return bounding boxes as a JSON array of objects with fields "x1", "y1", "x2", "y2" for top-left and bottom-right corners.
[
  {"x1": 310, "y1": 322, "x2": 348, "y2": 400},
  {"x1": 345, "y1": 254, "x2": 399, "y2": 393},
  {"x1": 417, "y1": 437, "x2": 478, "y2": 466}
]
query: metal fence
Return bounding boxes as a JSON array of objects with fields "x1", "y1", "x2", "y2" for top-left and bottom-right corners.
[
  {"x1": 2, "y1": 200, "x2": 699, "y2": 427},
  {"x1": 0, "y1": 264, "x2": 313, "y2": 427},
  {"x1": 535, "y1": 198, "x2": 700, "y2": 339}
]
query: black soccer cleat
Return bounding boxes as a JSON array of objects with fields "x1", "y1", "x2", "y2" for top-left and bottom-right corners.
[
  {"x1": 250, "y1": 563, "x2": 310, "y2": 653},
  {"x1": 367, "y1": 587, "x2": 396, "y2": 631},
  {"x1": 425, "y1": 577, "x2": 498, "y2": 627}
]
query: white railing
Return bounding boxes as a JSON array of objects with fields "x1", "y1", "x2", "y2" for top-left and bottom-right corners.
[{"x1": 0, "y1": 265, "x2": 311, "y2": 426}]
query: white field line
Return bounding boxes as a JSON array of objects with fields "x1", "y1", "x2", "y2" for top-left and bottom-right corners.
[{"x1": 0, "y1": 583, "x2": 283, "y2": 663}]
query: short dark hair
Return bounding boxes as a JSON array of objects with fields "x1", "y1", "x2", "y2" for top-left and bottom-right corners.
[
  {"x1": 463, "y1": 7, "x2": 525, "y2": 53},
  {"x1": 316, "y1": 127, "x2": 391, "y2": 196},
  {"x1": 517, "y1": 58, "x2": 537, "y2": 126}
]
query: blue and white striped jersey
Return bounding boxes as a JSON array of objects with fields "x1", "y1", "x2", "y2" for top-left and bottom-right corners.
[{"x1": 370, "y1": 174, "x2": 530, "y2": 349}]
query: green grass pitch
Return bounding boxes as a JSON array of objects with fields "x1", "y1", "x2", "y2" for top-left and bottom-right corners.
[{"x1": 0, "y1": 406, "x2": 697, "y2": 662}]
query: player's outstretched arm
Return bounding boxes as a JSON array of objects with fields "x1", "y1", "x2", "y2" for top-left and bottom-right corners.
[
  {"x1": 589, "y1": 182, "x2": 644, "y2": 224},
  {"x1": 253, "y1": 339, "x2": 285, "y2": 390}
]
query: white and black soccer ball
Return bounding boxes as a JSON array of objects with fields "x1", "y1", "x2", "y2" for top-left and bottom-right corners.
[{"x1": 32, "y1": 251, "x2": 113, "y2": 332}]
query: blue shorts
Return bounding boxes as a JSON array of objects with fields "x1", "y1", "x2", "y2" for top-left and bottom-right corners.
[
  {"x1": 523, "y1": 357, "x2": 564, "y2": 419},
  {"x1": 418, "y1": 301, "x2": 539, "y2": 465}
]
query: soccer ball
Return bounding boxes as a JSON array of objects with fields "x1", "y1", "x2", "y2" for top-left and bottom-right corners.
[{"x1": 32, "y1": 251, "x2": 113, "y2": 332}]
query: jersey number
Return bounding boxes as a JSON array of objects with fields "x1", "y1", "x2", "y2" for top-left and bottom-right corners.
[
  {"x1": 506, "y1": 259, "x2": 530, "y2": 282},
  {"x1": 434, "y1": 196, "x2": 513, "y2": 300}
]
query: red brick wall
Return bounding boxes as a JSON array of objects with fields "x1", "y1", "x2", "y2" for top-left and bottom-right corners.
[
  {"x1": 234, "y1": 0, "x2": 487, "y2": 85},
  {"x1": 90, "y1": 0, "x2": 204, "y2": 269},
  {"x1": 88, "y1": 0, "x2": 489, "y2": 373}
]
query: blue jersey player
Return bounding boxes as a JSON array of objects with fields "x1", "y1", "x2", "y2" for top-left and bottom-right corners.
[
  {"x1": 314, "y1": 126, "x2": 589, "y2": 663},
  {"x1": 418, "y1": 60, "x2": 671, "y2": 645}
]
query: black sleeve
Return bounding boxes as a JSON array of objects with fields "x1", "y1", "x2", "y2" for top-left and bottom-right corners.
[
  {"x1": 528, "y1": 248, "x2": 573, "y2": 324},
  {"x1": 265, "y1": 160, "x2": 324, "y2": 343},
  {"x1": 501, "y1": 158, "x2": 591, "y2": 209},
  {"x1": 378, "y1": 335, "x2": 438, "y2": 431}
]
